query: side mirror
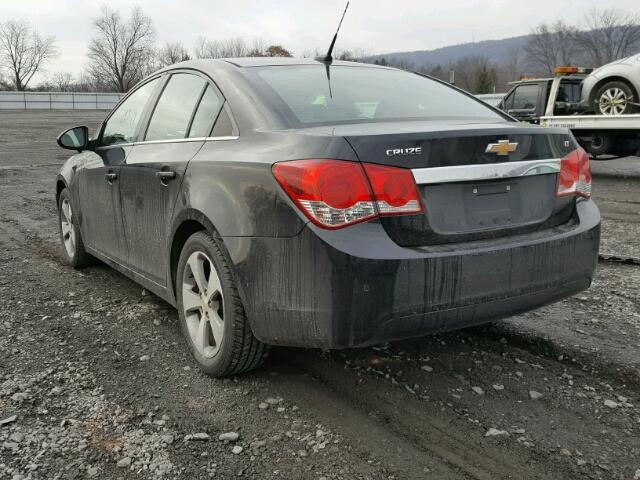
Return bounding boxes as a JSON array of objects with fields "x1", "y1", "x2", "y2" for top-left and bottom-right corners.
[{"x1": 57, "y1": 126, "x2": 89, "y2": 152}]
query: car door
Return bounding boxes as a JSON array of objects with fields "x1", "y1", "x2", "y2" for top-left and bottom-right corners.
[
  {"x1": 118, "y1": 72, "x2": 224, "y2": 286},
  {"x1": 503, "y1": 83, "x2": 540, "y2": 123},
  {"x1": 78, "y1": 77, "x2": 162, "y2": 264}
]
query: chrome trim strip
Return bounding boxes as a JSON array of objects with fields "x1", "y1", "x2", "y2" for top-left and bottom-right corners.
[
  {"x1": 411, "y1": 159, "x2": 561, "y2": 185},
  {"x1": 133, "y1": 137, "x2": 206, "y2": 146},
  {"x1": 204, "y1": 135, "x2": 239, "y2": 142},
  {"x1": 95, "y1": 142, "x2": 134, "y2": 151},
  {"x1": 96, "y1": 135, "x2": 240, "y2": 148}
]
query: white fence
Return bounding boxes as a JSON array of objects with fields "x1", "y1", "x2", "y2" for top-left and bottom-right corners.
[
  {"x1": 475, "y1": 93, "x2": 506, "y2": 107},
  {"x1": 0, "y1": 91, "x2": 124, "y2": 110},
  {"x1": 0, "y1": 90, "x2": 506, "y2": 111}
]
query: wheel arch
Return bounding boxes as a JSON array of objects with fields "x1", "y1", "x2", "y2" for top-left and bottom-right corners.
[
  {"x1": 589, "y1": 76, "x2": 639, "y2": 105},
  {"x1": 168, "y1": 208, "x2": 247, "y2": 307},
  {"x1": 55, "y1": 175, "x2": 68, "y2": 204}
]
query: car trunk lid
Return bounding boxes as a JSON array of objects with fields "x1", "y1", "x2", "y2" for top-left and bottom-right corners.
[{"x1": 338, "y1": 121, "x2": 578, "y2": 246}]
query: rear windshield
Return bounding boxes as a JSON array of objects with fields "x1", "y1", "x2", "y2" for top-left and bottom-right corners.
[{"x1": 246, "y1": 65, "x2": 504, "y2": 126}]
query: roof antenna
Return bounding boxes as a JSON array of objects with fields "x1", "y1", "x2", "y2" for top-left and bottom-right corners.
[
  {"x1": 315, "y1": 2, "x2": 349, "y2": 98},
  {"x1": 316, "y1": 1, "x2": 349, "y2": 63}
]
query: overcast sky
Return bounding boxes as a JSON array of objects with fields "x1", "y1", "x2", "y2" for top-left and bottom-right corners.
[{"x1": 2, "y1": 0, "x2": 640, "y2": 83}]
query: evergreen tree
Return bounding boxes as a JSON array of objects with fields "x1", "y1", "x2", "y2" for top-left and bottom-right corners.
[{"x1": 475, "y1": 67, "x2": 494, "y2": 94}]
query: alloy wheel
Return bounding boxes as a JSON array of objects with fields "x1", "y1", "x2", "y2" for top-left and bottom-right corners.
[
  {"x1": 60, "y1": 198, "x2": 76, "y2": 258},
  {"x1": 599, "y1": 88, "x2": 628, "y2": 115},
  {"x1": 182, "y1": 251, "x2": 224, "y2": 358}
]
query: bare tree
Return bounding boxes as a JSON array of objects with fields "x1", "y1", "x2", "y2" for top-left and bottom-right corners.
[
  {"x1": 194, "y1": 37, "x2": 250, "y2": 58},
  {"x1": 86, "y1": 6, "x2": 155, "y2": 92},
  {"x1": 247, "y1": 39, "x2": 267, "y2": 56},
  {"x1": 74, "y1": 72, "x2": 100, "y2": 92},
  {"x1": 524, "y1": 21, "x2": 577, "y2": 75},
  {"x1": 426, "y1": 64, "x2": 447, "y2": 81},
  {"x1": 194, "y1": 37, "x2": 284, "y2": 58},
  {"x1": 157, "y1": 42, "x2": 190, "y2": 67},
  {"x1": 335, "y1": 48, "x2": 369, "y2": 62},
  {"x1": 0, "y1": 20, "x2": 57, "y2": 91},
  {"x1": 574, "y1": 8, "x2": 640, "y2": 66},
  {"x1": 450, "y1": 55, "x2": 495, "y2": 93},
  {"x1": 504, "y1": 46, "x2": 523, "y2": 81},
  {"x1": 0, "y1": 70, "x2": 11, "y2": 90},
  {"x1": 50, "y1": 71, "x2": 74, "y2": 91}
]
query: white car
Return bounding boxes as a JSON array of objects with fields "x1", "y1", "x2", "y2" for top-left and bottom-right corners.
[{"x1": 580, "y1": 54, "x2": 640, "y2": 115}]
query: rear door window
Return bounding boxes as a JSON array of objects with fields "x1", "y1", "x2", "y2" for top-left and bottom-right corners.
[
  {"x1": 145, "y1": 73, "x2": 206, "y2": 141},
  {"x1": 188, "y1": 86, "x2": 222, "y2": 138},
  {"x1": 211, "y1": 107, "x2": 234, "y2": 137},
  {"x1": 101, "y1": 78, "x2": 160, "y2": 146}
]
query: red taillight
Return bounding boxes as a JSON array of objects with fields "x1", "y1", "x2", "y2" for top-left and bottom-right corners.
[
  {"x1": 272, "y1": 159, "x2": 424, "y2": 229},
  {"x1": 272, "y1": 159, "x2": 377, "y2": 229},
  {"x1": 556, "y1": 147, "x2": 591, "y2": 199},
  {"x1": 362, "y1": 163, "x2": 424, "y2": 216}
]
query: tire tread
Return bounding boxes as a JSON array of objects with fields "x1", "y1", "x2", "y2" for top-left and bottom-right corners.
[
  {"x1": 58, "y1": 188, "x2": 93, "y2": 268},
  {"x1": 179, "y1": 231, "x2": 268, "y2": 376}
]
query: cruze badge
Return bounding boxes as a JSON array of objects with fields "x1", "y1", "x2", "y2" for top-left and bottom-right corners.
[
  {"x1": 385, "y1": 147, "x2": 422, "y2": 157},
  {"x1": 485, "y1": 140, "x2": 518, "y2": 156}
]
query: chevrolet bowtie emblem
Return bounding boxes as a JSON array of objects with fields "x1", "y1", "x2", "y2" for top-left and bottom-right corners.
[{"x1": 485, "y1": 140, "x2": 518, "y2": 156}]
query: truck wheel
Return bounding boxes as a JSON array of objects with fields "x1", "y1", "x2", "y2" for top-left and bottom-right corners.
[
  {"x1": 583, "y1": 134, "x2": 612, "y2": 158},
  {"x1": 595, "y1": 81, "x2": 636, "y2": 115},
  {"x1": 176, "y1": 231, "x2": 269, "y2": 377}
]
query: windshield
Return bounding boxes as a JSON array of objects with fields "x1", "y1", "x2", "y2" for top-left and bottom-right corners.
[{"x1": 246, "y1": 65, "x2": 505, "y2": 127}]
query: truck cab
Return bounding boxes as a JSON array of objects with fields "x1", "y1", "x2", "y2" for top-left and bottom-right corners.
[
  {"x1": 495, "y1": 67, "x2": 640, "y2": 158},
  {"x1": 498, "y1": 74, "x2": 586, "y2": 123}
]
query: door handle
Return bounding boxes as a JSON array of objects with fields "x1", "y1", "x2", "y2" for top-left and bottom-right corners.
[
  {"x1": 105, "y1": 172, "x2": 118, "y2": 182},
  {"x1": 156, "y1": 170, "x2": 177, "y2": 183}
]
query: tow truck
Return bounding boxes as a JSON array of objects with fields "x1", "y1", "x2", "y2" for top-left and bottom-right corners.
[{"x1": 495, "y1": 67, "x2": 640, "y2": 158}]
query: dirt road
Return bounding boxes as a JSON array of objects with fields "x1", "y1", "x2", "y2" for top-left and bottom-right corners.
[{"x1": 0, "y1": 111, "x2": 639, "y2": 479}]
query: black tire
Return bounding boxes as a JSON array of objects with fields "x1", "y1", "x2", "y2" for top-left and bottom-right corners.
[
  {"x1": 176, "y1": 231, "x2": 268, "y2": 377},
  {"x1": 594, "y1": 81, "x2": 636, "y2": 115},
  {"x1": 57, "y1": 188, "x2": 93, "y2": 268},
  {"x1": 582, "y1": 134, "x2": 613, "y2": 158}
]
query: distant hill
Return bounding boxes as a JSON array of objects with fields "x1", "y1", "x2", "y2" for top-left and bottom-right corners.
[{"x1": 369, "y1": 35, "x2": 533, "y2": 69}]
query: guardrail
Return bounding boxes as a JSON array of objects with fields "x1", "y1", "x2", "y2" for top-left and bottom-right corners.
[
  {"x1": 475, "y1": 93, "x2": 505, "y2": 107},
  {"x1": 0, "y1": 91, "x2": 124, "y2": 110}
]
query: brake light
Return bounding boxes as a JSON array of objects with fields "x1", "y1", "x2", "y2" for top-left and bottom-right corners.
[
  {"x1": 362, "y1": 163, "x2": 424, "y2": 216},
  {"x1": 272, "y1": 159, "x2": 423, "y2": 229},
  {"x1": 272, "y1": 159, "x2": 377, "y2": 229},
  {"x1": 556, "y1": 147, "x2": 591, "y2": 198}
]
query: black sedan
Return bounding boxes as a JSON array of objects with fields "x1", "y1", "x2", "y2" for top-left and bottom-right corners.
[{"x1": 56, "y1": 58, "x2": 600, "y2": 377}]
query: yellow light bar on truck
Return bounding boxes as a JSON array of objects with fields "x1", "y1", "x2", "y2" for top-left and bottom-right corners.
[
  {"x1": 554, "y1": 66, "x2": 593, "y2": 75},
  {"x1": 555, "y1": 66, "x2": 579, "y2": 74}
]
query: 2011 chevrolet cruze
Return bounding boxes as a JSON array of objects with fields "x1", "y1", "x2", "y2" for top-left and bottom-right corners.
[{"x1": 56, "y1": 58, "x2": 600, "y2": 377}]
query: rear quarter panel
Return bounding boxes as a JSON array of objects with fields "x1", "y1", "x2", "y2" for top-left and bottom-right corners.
[{"x1": 175, "y1": 131, "x2": 357, "y2": 238}]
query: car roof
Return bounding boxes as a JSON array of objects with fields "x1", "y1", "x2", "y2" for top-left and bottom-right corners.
[
  {"x1": 223, "y1": 57, "x2": 372, "y2": 67},
  {"x1": 163, "y1": 56, "x2": 393, "y2": 71}
]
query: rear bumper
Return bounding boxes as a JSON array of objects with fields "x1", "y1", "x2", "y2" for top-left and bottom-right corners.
[{"x1": 227, "y1": 199, "x2": 600, "y2": 349}]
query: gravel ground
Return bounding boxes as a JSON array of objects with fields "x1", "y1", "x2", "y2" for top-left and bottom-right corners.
[{"x1": 0, "y1": 111, "x2": 639, "y2": 480}]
